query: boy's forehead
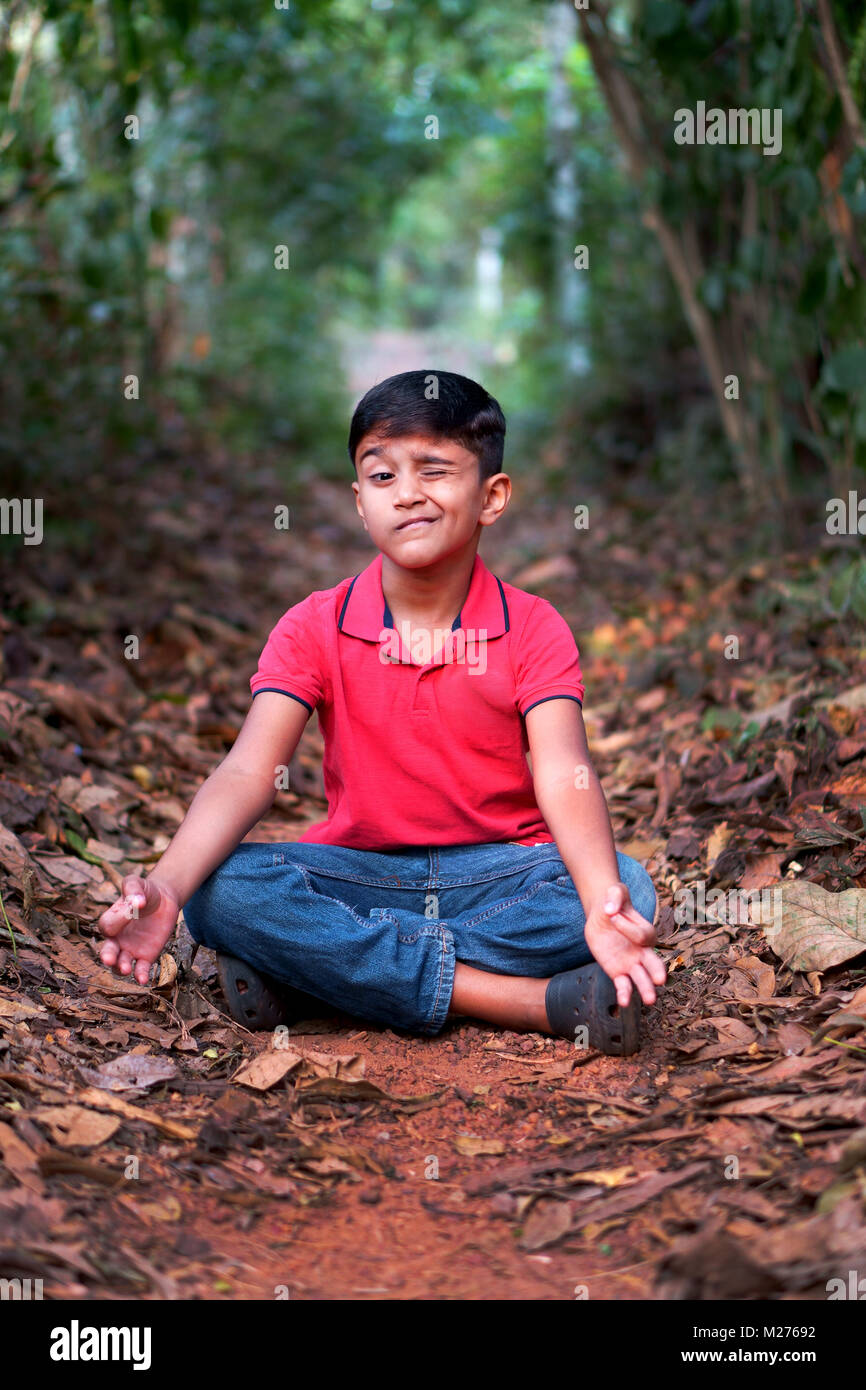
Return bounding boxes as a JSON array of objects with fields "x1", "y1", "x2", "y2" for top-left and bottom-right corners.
[{"x1": 356, "y1": 432, "x2": 473, "y2": 463}]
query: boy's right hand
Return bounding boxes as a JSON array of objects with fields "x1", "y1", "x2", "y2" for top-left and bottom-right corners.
[{"x1": 97, "y1": 875, "x2": 181, "y2": 985}]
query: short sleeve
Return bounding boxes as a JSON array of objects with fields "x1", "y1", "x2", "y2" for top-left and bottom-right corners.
[
  {"x1": 249, "y1": 596, "x2": 326, "y2": 713},
  {"x1": 513, "y1": 598, "x2": 585, "y2": 717}
]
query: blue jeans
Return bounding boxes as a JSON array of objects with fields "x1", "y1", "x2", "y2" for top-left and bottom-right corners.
[{"x1": 182, "y1": 841, "x2": 657, "y2": 1036}]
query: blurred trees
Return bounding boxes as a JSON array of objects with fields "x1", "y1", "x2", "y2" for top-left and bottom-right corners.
[
  {"x1": 577, "y1": 0, "x2": 866, "y2": 510},
  {"x1": 0, "y1": 0, "x2": 863, "y2": 511}
]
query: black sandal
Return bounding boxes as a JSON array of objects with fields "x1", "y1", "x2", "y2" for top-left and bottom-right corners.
[
  {"x1": 544, "y1": 962, "x2": 641, "y2": 1055},
  {"x1": 216, "y1": 952, "x2": 326, "y2": 1031}
]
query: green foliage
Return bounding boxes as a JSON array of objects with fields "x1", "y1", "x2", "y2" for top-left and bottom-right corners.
[
  {"x1": 829, "y1": 554, "x2": 866, "y2": 622},
  {"x1": 0, "y1": 0, "x2": 863, "y2": 503}
]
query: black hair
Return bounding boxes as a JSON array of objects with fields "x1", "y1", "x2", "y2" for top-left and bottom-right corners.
[{"x1": 348, "y1": 369, "x2": 506, "y2": 483}]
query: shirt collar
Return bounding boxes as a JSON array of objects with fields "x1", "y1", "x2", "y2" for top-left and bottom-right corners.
[{"x1": 337, "y1": 550, "x2": 510, "y2": 642}]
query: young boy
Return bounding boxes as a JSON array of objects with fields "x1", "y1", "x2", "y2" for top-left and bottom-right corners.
[{"x1": 97, "y1": 370, "x2": 665, "y2": 1054}]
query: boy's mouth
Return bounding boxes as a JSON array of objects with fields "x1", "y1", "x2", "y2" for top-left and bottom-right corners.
[{"x1": 395, "y1": 516, "x2": 438, "y2": 532}]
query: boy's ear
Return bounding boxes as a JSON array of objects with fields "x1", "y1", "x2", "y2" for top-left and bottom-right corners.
[{"x1": 351, "y1": 480, "x2": 368, "y2": 529}]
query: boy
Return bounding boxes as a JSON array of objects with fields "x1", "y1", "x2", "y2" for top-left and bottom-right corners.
[{"x1": 98, "y1": 371, "x2": 665, "y2": 1054}]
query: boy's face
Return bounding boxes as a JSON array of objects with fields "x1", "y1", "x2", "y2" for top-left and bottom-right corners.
[{"x1": 351, "y1": 431, "x2": 510, "y2": 568}]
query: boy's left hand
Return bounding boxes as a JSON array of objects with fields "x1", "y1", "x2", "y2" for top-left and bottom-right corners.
[{"x1": 583, "y1": 882, "x2": 667, "y2": 1009}]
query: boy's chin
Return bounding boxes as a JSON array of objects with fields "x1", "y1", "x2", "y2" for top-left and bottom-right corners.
[
  {"x1": 378, "y1": 536, "x2": 446, "y2": 564},
  {"x1": 381, "y1": 547, "x2": 443, "y2": 569}
]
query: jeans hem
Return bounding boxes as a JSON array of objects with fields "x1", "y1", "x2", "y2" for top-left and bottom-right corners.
[{"x1": 420, "y1": 922, "x2": 456, "y2": 1035}]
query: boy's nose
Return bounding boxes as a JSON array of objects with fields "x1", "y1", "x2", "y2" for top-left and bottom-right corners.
[{"x1": 395, "y1": 480, "x2": 428, "y2": 505}]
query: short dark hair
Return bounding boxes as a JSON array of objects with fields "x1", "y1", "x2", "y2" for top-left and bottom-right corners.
[{"x1": 348, "y1": 369, "x2": 506, "y2": 482}]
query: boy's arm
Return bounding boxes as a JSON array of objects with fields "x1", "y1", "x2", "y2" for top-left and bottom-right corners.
[
  {"x1": 525, "y1": 698, "x2": 665, "y2": 1006},
  {"x1": 97, "y1": 693, "x2": 311, "y2": 981},
  {"x1": 149, "y1": 692, "x2": 311, "y2": 904}
]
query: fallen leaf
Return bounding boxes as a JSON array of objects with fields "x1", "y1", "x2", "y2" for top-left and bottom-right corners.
[
  {"x1": 455, "y1": 1136, "x2": 506, "y2": 1157},
  {"x1": 78, "y1": 1052, "x2": 177, "y2": 1092},
  {"x1": 776, "y1": 1022, "x2": 813, "y2": 1055},
  {"x1": 706, "y1": 821, "x2": 730, "y2": 869},
  {"x1": 756, "y1": 881, "x2": 866, "y2": 971},
  {"x1": 706, "y1": 1016, "x2": 756, "y2": 1044},
  {"x1": 566, "y1": 1166, "x2": 638, "y2": 1187},
  {"x1": 119, "y1": 1194, "x2": 183, "y2": 1223},
  {"x1": 774, "y1": 748, "x2": 798, "y2": 798},
  {"x1": 519, "y1": 1198, "x2": 572, "y2": 1251},
  {"x1": 0, "y1": 1119, "x2": 44, "y2": 1193},
  {"x1": 76, "y1": 1087, "x2": 198, "y2": 1140},
  {"x1": 49, "y1": 937, "x2": 148, "y2": 996},
  {"x1": 34, "y1": 853, "x2": 104, "y2": 886},
  {"x1": 740, "y1": 852, "x2": 784, "y2": 892},
  {"x1": 233, "y1": 1049, "x2": 304, "y2": 1091},
  {"x1": 0, "y1": 996, "x2": 46, "y2": 1021},
  {"x1": 32, "y1": 1105, "x2": 120, "y2": 1148},
  {"x1": 155, "y1": 952, "x2": 177, "y2": 989},
  {"x1": 295, "y1": 1077, "x2": 441, "y2": 1110},
  {"x1": 0, "y1": 820, "x2": 55, "y2": 890}
]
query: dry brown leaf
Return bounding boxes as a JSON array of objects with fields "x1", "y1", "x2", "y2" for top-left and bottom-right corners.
[
  {"x1": 730, "y1": 954, "x2": 776, "y2": 998},
  {"x1": 155, "y1": 952, "x2": 177, "y2": 989},
  {"x1": 0, "y1": 995, "x2": 45, "y2": 1021},
  {"x1": 776, "y1": 1022, "x2": 813, "y2": 1055},
  {"x1": 519, "y1": 1198, "x2": 572, "y2": 1251},
  {"x1": 34, "y1": 854, "x2": 104, "y2": 887},
  {"x1": 76, "y1": 1087, "x2": 198, "y2": 1140},
  {"x1": 50, "y1": 937, "x2": 148, "y2": 996},
  {"x1": 455, "y1": 1136, "x2": 507, "y2": 1157},
  {"x1": 79, "y1": 1052, "x2": 177, "y2": 1092},
  {"x1": 32, "y1": 1105, "x2": 120, "y2": 1148},
  {"x1": 301, "y1": 1048, "x2": 366, "y2": 1080},
  {"x1": 706, "y1": 1016, "x2": 756, "y2": 1044},
  {"x1": 0, "y1": 820, "x2": 55, "y2": 890},
  {"x1": 0, "y1": 1119, "x2": 44, "y2": 1193},
  {"x1": 119, "y1": 1194, "x2": 183, "y2": 1223},
  {"x1": 619, "y1": 834, "x2": 665, "y2": 860},
  {"x1": 233, "y1": 1048, "x2": 304, "y2": 1091},
  {"x1": 756, "y1": 881, "x2": 866, "y2": 971},
  {"x1": 567, "y1": 1166, "x2": 639, "y2": 1187},
  {"x1": 774, "y1": 748, "x2": 798, "y2": 797},
  {"x1": 740, "y1": 852, "x2": 784, "y2": 892},
  {"x1": 295, "y1": 1077, "x2": 440, "y2": 1109},
  {"x1": 706, "y1": 821, "x2": 730, "y2": 869}
]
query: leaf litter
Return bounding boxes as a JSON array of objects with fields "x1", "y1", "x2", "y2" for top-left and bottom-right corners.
[{"x1": 0, "y1": 441, "x2": 865, "y2": 1298}]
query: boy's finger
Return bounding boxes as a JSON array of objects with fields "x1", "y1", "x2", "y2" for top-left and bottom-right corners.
[
  {"x1": 613, "y1": 973, "x2": 633, "y2": 1007},
  {"x1": 603, "y1": 883, "x2": 625, "y2": 914},
  {"x1": 99, "y1": 899, "x2": 131, "y2": 935},
  {"x1": 605, "y1": 908, "x2": 654, "y2": 945},
  {"x1": 100, "y1": 939, "x2": 119, "y2": 967},
  {"x1": 630, "y1": 960, "x2": 657, "y2": 1006},
  {"x1": 134, "y1": 958, "x2": 152, "y2": 986},
  {"x1": 644, "y1": 950, "x2": 667, "y2": 985}
]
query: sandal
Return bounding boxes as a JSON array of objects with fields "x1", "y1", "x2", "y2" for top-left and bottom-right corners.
[
  {"x1": 216, "y1": 952, "x2": 326, "y2": 1031},
  {"x1": 544, "y1": 962, "x2": 641, "y2": 1055}
]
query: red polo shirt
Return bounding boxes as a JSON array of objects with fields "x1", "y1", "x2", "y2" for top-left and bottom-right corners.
[{"x1": 249, "y1": 550, "x2": 585, "y2": 850}]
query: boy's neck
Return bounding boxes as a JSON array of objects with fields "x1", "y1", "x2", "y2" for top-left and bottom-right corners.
[{"x1": 380, "y1": 545, "x2": 478, "y2": 627}]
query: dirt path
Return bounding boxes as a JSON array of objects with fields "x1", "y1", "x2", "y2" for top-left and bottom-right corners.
[{"x1": 1, "y1": 432, "x2": 865, "y2": 1300}]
